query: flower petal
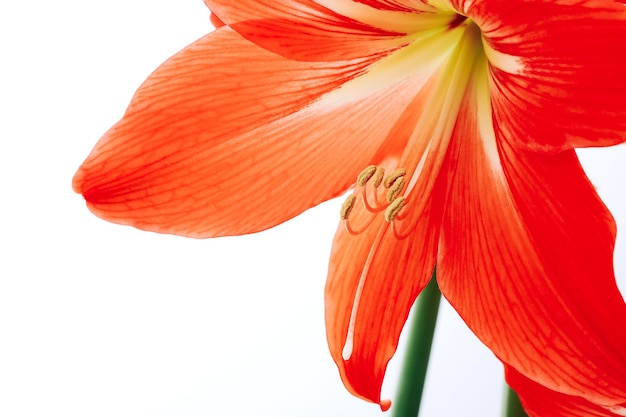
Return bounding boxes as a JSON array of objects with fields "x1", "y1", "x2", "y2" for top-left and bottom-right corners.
[
  {"x1": 73, "y1": 27, "x2": 437, "y2": 237},
  {"x1": 506, "y1": 366, "x2": 626, "y2": 417},
  {"x1": 437, "y1": 60, "x2": 626, "y2": 406},
  {"x1": 324, "y1": 62, "x2": 454, "y2": 410},
  {"x1": 205, "y1": 0, "x2": 455, "y2": 61},
  {"x1": 324, "y1": 26, "x2": 490, "y2": 409},
  {"x1": 209, "y1": 12, "x2": 225, "y2": 28},
  {"x1": 457, "y1": 0, "x2": 626, "y2": 151},
  {"x1": 325, "y1": 203, "x2": 441, "y2": 409},
  {"x1": 350, "y1": 0, "x2": 428, "y2": 11}
]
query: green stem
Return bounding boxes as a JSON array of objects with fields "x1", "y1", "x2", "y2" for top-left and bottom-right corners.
[
  {"x1": 392, "y1": 269, "x2": 441, "y2": 417},
  {"x1": 503, "y1": 384, "x2": 528, "y2": 417}
]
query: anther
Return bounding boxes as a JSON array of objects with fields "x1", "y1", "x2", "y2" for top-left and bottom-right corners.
[
  {"x1": 372, "y1": 167, "x2": 385, "y2": 188},
  {"x1": 384, "y1": 197, "x2": 406, "y2": 222},
  {"x1": 356, "y1": 165, "x2": 377, "y2": 187},
  {"x1": 383, "y1": 168, "x2": 406, "y2": 188},
  {"x1": 340, "y1": 194, "x2": 357, "y2": 220},
  {"x1": 386, "y1": 177, "x2": 405, "y2": 203}
]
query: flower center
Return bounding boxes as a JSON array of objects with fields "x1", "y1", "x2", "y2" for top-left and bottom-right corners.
[
  {"x1": 339, "y1": 20, "x2": 489, "y2": 239},
  {"x1": 448, "y1": 14, "x2": 467, "y2": 30}
]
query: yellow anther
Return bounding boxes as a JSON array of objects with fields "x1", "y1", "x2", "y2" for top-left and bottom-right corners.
[
  {"x1": 386, "y1": 177, "x2": 405, "y2": 203},
  {"x1": 372, "y1": 167, "x2": 385, "y2": 188},
  {"x1": 383, "y1": 168, "x2": 406, "y2": 188},
  {"x1": 340, "y1": 194, "x2": 357, "y2": 220},
  {"x1": 384, "y1": 197, "x2": 406, "y2": 222},
  {"x1": 356, "y1": 166, "x2": 377, "y2": 187}
]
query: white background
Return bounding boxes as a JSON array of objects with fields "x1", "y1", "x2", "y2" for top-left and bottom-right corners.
[{"x1": 1, "y1": 1, "x2": 625, "y2": 416}]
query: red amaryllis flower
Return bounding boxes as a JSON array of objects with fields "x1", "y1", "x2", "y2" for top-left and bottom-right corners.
[{"x1": 73, "y1": 0, "x2": 626, "y2": 415}]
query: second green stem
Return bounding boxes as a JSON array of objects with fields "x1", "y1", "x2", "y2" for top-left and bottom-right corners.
[{"x1": 392, "y1": 269, "x2": 441, "y2": 417}]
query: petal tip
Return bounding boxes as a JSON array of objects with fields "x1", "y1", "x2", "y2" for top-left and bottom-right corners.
[
  {"x1": 380, "y1": 399, "x2": 391, "y2": 412},
  {"x1": 71, "y1": 167, "x2": 86, "y2": 196},
  {"x1": 210, "y1": 12, "x2": 226, "y2": 28}
]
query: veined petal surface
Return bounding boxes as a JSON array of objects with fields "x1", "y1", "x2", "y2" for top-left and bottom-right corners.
[
  {"x1": 455, "y1": 0, "x2": 626, "y2": 151},
  {"x1": 506, "y1": 367, "x2": 626, "y2": 417},
  {"x1": 437, "y1": 51, "x2": 626, "y2": 406},
  {"x1": 73, "y1": 27, "x2": 423, "y2": 237},
  {"x1": 324, "y1": 82, "x2": 446, "y2": 407},
  {"x1": 204, "y1": 0, "x2": 458, "y2": 61},
  {"x1": 325, "y1": 25, "x2": 486, "y2": 408},
  {"x1": 325, "y1": 215, "x2": 440, "y2": 409},
  {"x1": 74, "y1": 0, "x2": 626, "y2": 412}
]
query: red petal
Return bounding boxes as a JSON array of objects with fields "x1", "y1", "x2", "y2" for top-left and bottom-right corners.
[
  {"x1": 349, "y1": 0, "x2": 427, "y2": 12},
  {"x1": 323, "y1": 56, "x2": 464, "y2": 408},
  {"x1": 324, "y1": 26, "x2": 496, "y2": 408},
  {"x1": 204, "y1": 0, "x2": 454, "y2": 61},
  {"x1": 73, "y1": 27, "x2": 434, "y2": 237},
  {"x1": 325, "y1": 209, "x2": 441, "y2": 408},
  {"x1": 506, "y1": 366, "x2": 626, "y2": 417},
  {"x1": 438, "y1": 62, "x2": 626, "y2": 405},
  {"x1": 209, "y1": 12, "x2": 225, "y2": 28},
  {"x1": 456, "y1": 0, "x2": 626, "y2": 150}
]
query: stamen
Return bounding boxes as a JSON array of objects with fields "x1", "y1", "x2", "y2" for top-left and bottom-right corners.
[
  {"x1": 361, "y1": 183, "x2": 386, "y2": 213},
  {"x1": 356, "y1": 165, "x2": 377, "y2": 187},
  {"x1": 391, "y1": 216, "x2": 415, "y2": 240},
  {"x1": 340, "y1": 194, "x2": 357, "y2": 220},
  {"x1": 344, "y1": 214, "x2": 377, "y2": 235},
  {"x1": 386, "y1": 177, "x2": 405, "y2": 203},
  {"x1": 383, "y1": 168, "x2": 406, "y2": 188},
  {"x1": 372, "y1": 167, "x2": 385, "y2": 188},
  {"x1": 343, "y1": 165, "x2": 411, "y2": 235},
  {"x1": 385, "y1": 197, "x2": 406, "y2": 222}
]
